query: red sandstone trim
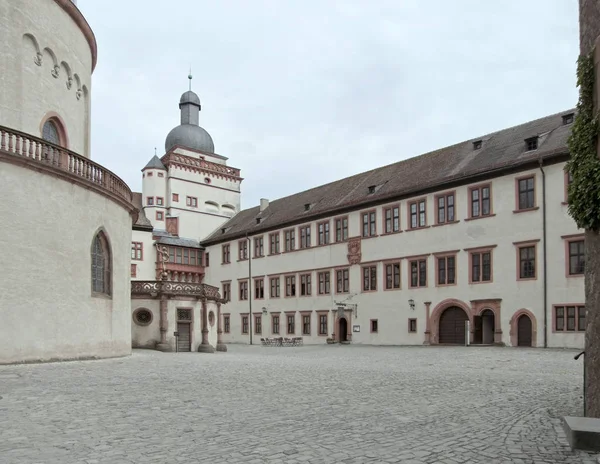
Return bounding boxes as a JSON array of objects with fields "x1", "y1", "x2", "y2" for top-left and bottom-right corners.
[
  {"x1": 39, "y1": 112, "x2": 70, "y2": 150},
  {"x1": 467, "y1": 182, "x2": 493, "y2": 219},
  {"x1": 509, "y1": 309, "x2": 537, "y2": 347},
  {"x1": 433, "y1": 190, "x2": 457, "y2": 225},
  {"x1": 514, "y1": 240, "x2": 539, "y2": 281},
  {"x1": 513, "y1": 173, "x2": 538, "y2": 213}
]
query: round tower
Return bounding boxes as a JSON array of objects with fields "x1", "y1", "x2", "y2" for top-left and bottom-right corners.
[{"x1": 142, "y1": 154, "x2": 168, "y2": 224}]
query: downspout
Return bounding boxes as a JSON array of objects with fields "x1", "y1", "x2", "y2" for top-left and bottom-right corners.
[
  {"x1": 538, "y1": 157, "x2": 548, "y2": 348},
  {"x1": 246, "y1": 232, "x2": 253, "y2": 345}
]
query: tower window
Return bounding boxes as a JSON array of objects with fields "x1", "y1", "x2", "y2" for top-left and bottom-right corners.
[
  {"x1": 473, "y1": 140, "x2": 482, "y2": 150},
  {"x1": 41, "y1": 116, "x2": 67, "y2": 148}
]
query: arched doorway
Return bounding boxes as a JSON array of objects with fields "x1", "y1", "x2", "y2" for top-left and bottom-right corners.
[
  {"x1": 474, "y1": 309, "x2": 496, "y2": 344},
  {"x1": 439, "y1": 306, "x2": 469, "y2": 344},
  {"x1": 339, "y1": 317, "x2": 348, "y2": 342},
  {"x1": 517, "y1": 314, "x2": 533, "y2": 347}
]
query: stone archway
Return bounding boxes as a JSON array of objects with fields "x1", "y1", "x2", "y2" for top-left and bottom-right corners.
[
  {"x1": 429, "y1": 298, "x2": 473, "y2": 344},
  {"x1": 470, "y1": 299, "x2": 503, "y2": 345},
  {"x1": 509, "y1": 309, "x2": 537, "y2": 347}
]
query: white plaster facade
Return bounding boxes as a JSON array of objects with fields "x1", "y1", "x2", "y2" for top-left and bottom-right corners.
[
  {"x1": 0, "y1": 0, "x2": 93, "y2": 157},
  {"x1": 203, "y1": 160, "x2": 585, "y2": 349},
  {"x1": 0, "y1": 163, "x2": 133, "y2": 364}
]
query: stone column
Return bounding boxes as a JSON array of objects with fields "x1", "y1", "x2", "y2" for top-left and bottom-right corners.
[
  {"x1": 198, "y1": 298, "x2": 214, "y2": 353},
  {"x1": 156, "y1": 295, "x2": 172, "y2": 352},
  {"x1": 423, "y1": 301, "x2": 431, "y2": 345},
  {"x1": 216, "y1": 302, "x2": 227, "y2": 352}
]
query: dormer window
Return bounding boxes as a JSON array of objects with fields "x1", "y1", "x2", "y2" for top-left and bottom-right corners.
[
  {"x1": 562, "y1": 113, "x2": 574, "y2": 125},
  {"x1": 525, "y1": 137, "x2": 538, "y2": 151},
  {"x1": 368, "y1": 185, "x2": 376, "y2": 194},
  {"x1": 256, "y1": 217, "x2": 261, "y2": 224},
  {"x1": 304, "y1": 203, "x2": 311, "y2": 211},
  {"x1": 473, "y1": 140, "x2": 482, "y2": 150}
]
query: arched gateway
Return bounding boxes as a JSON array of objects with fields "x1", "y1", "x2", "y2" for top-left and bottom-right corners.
[{"x1": 439, "y1": 306, "x2": 469, "y2": 344}]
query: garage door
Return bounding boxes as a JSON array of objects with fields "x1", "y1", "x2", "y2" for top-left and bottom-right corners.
[{"x1": 439, "y1": 306, "x2": 469, "y2": 344}]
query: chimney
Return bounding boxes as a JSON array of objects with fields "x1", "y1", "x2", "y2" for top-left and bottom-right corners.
[{"x1": 260, "y1": 198, "x2": 269, "y2": 212}]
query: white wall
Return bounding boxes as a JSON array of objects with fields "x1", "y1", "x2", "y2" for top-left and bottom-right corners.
[
  {"x1": 205, "y1": 161, "x2": 585, "y2": 349},
  {"x1": 0, "y1": 0, "x2": 93, "y2": 157},
  {"x1": 0, "y1": 162, "x2": 133, "y2": 363},
  {"x1": 131, "y1": 229, "x2": 156, "y2": 281}
]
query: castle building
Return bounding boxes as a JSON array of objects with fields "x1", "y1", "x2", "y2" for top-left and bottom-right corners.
[{"x1": 200, "y1": 110, "x2": 585, "y2": 349}]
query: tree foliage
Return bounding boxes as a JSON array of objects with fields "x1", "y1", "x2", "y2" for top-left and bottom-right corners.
[{"x1": 567, "y1": 54, "x2": 600, "y2": 231}]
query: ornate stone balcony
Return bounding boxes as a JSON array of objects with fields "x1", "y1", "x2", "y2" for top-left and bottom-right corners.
[
  {"x1": 0, "y1": 125, "x2": 135, "y2": 215},
  {"x1": 162, "y1": 152, "x2": 242, "y2": 181},
  {"x1": 131, "y1": 280, "x2": 225, "y2": 303}
]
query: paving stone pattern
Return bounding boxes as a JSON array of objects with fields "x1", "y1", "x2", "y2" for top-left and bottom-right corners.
[{"x1": 0, "y1": 345, "x2": 598, "y2": 464}]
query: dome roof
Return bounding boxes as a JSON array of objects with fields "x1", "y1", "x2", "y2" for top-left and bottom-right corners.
[
  {"x1": 180, "y1": 90, "x2": 200, "y2": 107},
  {"x1": 165, "y1": 124, "x2": 215, "y2": 153}
]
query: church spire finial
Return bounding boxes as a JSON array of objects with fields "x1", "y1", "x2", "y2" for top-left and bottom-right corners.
[{"x1": 188, "y1": 67, "x2": 192, "y2": 91}]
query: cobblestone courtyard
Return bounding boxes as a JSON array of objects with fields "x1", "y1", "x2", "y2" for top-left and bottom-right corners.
[{"x1": 0, "y1": 345, "x2": 597, "y2": 464}]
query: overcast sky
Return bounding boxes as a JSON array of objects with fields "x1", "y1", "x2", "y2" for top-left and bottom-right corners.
[{"x1": 78, "y1": 0, "x2": 579, "y2": 210}]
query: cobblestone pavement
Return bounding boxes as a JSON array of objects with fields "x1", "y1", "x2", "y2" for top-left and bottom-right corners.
[{"x1": 0, "y1": 345, "x2": 598, "y2": 464}]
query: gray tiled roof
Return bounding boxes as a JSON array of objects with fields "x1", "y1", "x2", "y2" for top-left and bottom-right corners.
[
  {"x1": 155, "y1": 235, "x2": 202, "y2": 249},
  {"x1": 143, "y1": 155, "x2": 166, "y2": 171},
  {"x1": 132, "y1": 192, "x2": 153, "y2": 230},
  {"x1": 201, "y1": 109, "x2": 575, "y2": 246}
]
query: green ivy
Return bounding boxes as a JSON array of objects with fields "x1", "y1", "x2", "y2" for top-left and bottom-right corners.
[{"x1": 567, "y1": 53, "x2": 600, "y2": 231}]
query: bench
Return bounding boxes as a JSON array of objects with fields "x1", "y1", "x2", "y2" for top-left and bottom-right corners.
[{"x1": 260, "y1": 337, "x2": 303, "y2": 347}]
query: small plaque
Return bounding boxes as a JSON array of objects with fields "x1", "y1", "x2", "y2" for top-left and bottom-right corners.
[{"x1": 353, "y1": 325, "x2": 360, "y2": 333}]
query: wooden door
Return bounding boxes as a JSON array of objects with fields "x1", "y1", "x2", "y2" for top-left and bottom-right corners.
[
  {"x1": 439, "y1": 307, "x2": 468, "y2": 344},
  {"x1": 339, "y1": 318, "x2": 348, "y2": 342},
  {"x1": 177, "y1": 322, "x2": 191, "y2": 352},
  {"x1": 517, "y1": 315, "x2": 532, "y2": 347}
]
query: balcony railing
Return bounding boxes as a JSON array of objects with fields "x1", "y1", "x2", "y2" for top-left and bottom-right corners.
[
  {"x1": 162, "y1": 152, "x2": 242, "y2": 180},
  {"x1": 131, "y1": 280, "x2": 225, "y2": 302},
  {"x1": 0, "y1": 125, "x2": 132, "y2": 204}
]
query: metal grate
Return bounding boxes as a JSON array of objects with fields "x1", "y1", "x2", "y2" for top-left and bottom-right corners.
[{"x1": 177, "y1": 308, "x2": 192, "y2": 321}]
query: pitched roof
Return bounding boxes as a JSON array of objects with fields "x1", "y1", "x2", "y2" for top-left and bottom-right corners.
[
  {"x1": 155, "y1": 234, "x2": 202, "y2": 249},
  {"x1": 201, "y1": 109, "x2": 575, "y2": 246},
  {"x1": 132, "y1": 192, "x2": 153, "y2": 230},
  {"x1": 143, "y1": 155, "x2": 166, "y2": 171}
]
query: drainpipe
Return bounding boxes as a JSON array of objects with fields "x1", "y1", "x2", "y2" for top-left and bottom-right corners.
[
  {"x1": 246, "y1": 232, "x2": 253, "y2": 345},
  {"x1": 539, "y1": 158, "x2": 548, "y2": 348}
]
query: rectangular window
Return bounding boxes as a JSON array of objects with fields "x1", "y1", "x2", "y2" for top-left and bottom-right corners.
[
  {"x1": 408, "y1": 318, "x2": 417, "y2": 333},
  {"x1": 204, "y1": 252, "x2": 209, "y2": 267},
  {"x1": 370, "y1": 319, "x2": 378, "y2": 333},
  {"x1": 302, "y1": 315, "x2": 311, "y2": 335},
  {"x1": 272, "y1": 315, "x2": 280, "y2": 334},
  {"x1": 385, "y1": 262, "x2": 401, "y2": 290},
  {"x1": 517, "y1": 176, "x2": 535, "y2": 210},
  {"x1": 270, "y1": 277, "x2": 280, "y2": 298},
  {"x1": 318, "y1": 271, "x2": 331, "y2": 295},
  {"x1": 336, "y1": 269, "x2": 349, "y2": 293},
  {"x1": 254, "y1": 279, "x2": 264, "y2": 299},
  {"x1": 131, "y1": 242, "x2": 143, "y2": 260},
  {"x1": 186, "y1": 196, "x2": 198, "y2": 207},
  {"x1": 254, "y1": 315, "x2": 262, "y2": 334},
  {"x1": 437, "y1": 255, "x2": 456, "y2": 285},
  {"x1": 436, "y1": 193, "x2": 455, "y2": 224},
  {"x1": 565, "y1": 169, "x2": 574, "y2": 203},
  {"x1": 568, "y1": 240, "x2": 585, "y2": 275},
  {"x1": 335, "y1": 216, "x2": 349, "y2": 242},
  {"x1": 410, "y1": 259, "x2": 427, "y2": 288},
  {"x1": 319, "y1": 314, "x2": 328, "y2": 335},
  {"x1": 158, "y1": 172, "x2": 164, "y2": 178},
  {"x1": 238, "y1": 240, "x2": 248, "y2": 260},
  {"x1": 362, "y1": 211, "x2": 377, "y2": 237},
  {"x1": 284, "y1": 229, "x2": 295, "y2": 252},
  {"x1": 223, "y1": 315, "x2": 230, "y2": 333},
  {"x1": 554, "y1": 305, "x2": 586, "y2": 332},
  {"x1": 299, "y1": 226, "x2": 311, "y2": 248},
  {"x1": 300, "y1": 274, "x2": 311, "y2": 296},
  {"x1": 269, "y1": 233, "x2": 280, "y2": 254},
  {"x1": 222, "y1": 282, "x2": 231, "y2": 301},
  {"x1": 287, "y1": 314, "x2": 295, "y2": 334},
  {"x1": 470, "y1": 184, "x2": 491, "y2": 218},
  {"x1": 362, "y1": 265, "x2": 377, "y2": 291},
  {"x1": 409, "y1": 199, "x2": 427, "y2": 228},
  {"x1": 130, "y1": 263, "x2": 137, "y2": 278},
  {"x1": 518, "y1": 245, "x2": 536, "y2": 279},
  {"x1": 172, "y1": 193, "x2": 179, "y2": 202},
  {"x1": 241, "y1": 315, "x2": 249, "y2": 334},
  {"x1": 147, "y1": 196, "x2": 154, "y2": 205},
  {"x1": 285, "y1": 276, "x2": 296, "y2": 297},
  {"x1": 156, "y1": 197, "x2": 164, "y2": 206},
  {"x1": 222, "y1": 244, "x2": 230, "y2": 264},
  {"x1": 318, "y1": 222, "x2": 330, "y2": 245},
  {"x1": 239, "y1": 281, "x2": 248, "y2": 300},
  {"x1": 471, "y1": 251, "x2": 492, "y2": 282},
  {"x1": 156, "y1": 211, "x2": 164, "y2": 221},
  {"x1": 254, "y1": 236, "x2": 264, "y2": 257},
  {"x1": 384, "y1": 205, "x2": 400, "y2": 233}
]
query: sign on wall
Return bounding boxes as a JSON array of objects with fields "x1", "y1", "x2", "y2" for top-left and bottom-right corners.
[{"x1": 353, "y1": 325, "x2": 360, "y2": 332}]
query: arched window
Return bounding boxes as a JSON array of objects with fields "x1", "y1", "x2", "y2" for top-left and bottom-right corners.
[
  {"x1": 91, "y1": 231, "x2": 111, "y2": 296},
  {"x1": 42, "y1": 119, "x2": 61, "y2": 145}
]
